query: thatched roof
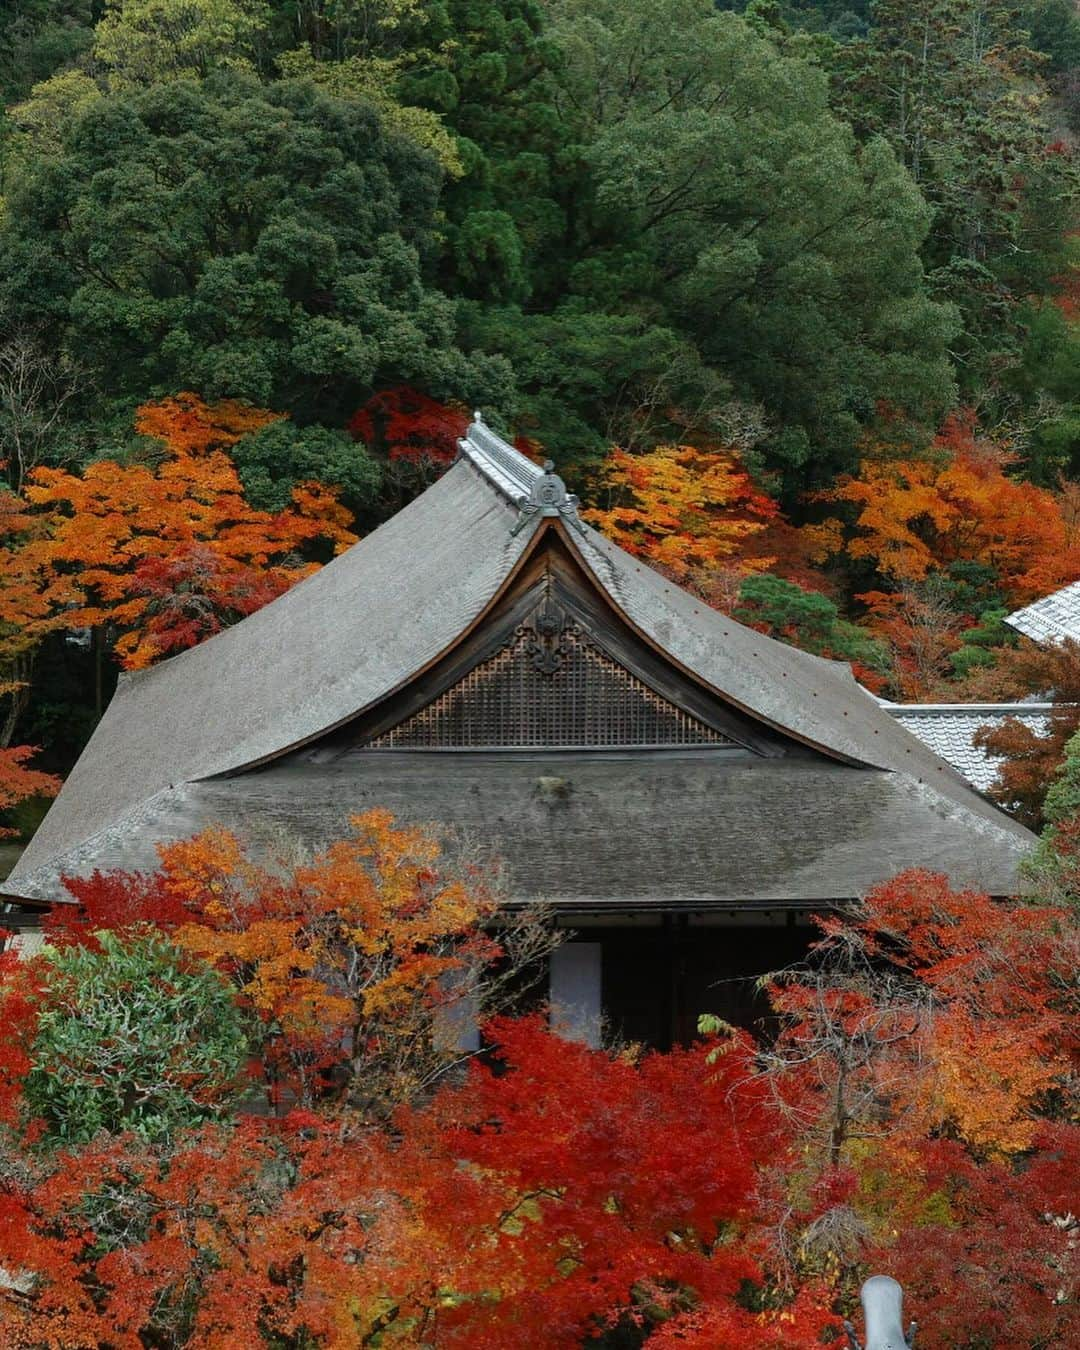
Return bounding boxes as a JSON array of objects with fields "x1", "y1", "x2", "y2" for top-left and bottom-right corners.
[{"x1": 5, "y1": 417, "x2": 1034, "y2": 906}]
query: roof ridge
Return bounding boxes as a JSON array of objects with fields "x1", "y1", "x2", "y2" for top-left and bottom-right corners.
[
  {"x1": 1006, "y1": 578, "x2": 1080, "y2": 644},
  {"x1": 457, "y1": 412, "x2": 542, "y2": 501},
  {"x1": 458, "y1": 412, "x2": 587, "y2": 536},
  {"x1": 888, "y1": 702, "x2": 1056, "y2": 714}
]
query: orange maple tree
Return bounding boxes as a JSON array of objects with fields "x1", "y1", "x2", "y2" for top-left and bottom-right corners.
[
  {"x1": 19, "y1": 394, "x2": 355, "y2": 669},
  {"x1": 0, "y1": 490, "x2": 65, "y2": 826},
  {"x1": 945, "y1": 637, "x2": 1080, "y2": 827},
  {"x1": 585, "y1": 444, "x2": 779, "y2": 589},
  {"x1": 45, "y1": 809, "x2": 553, "y2": 1112},
  {"x1": 855, "y1": 585, "x2": 969, "y2": 700},
  {"x1": 812, "y1": 411, "x2": 1080, "y2": 606},
  {"x1": 755, "y1": 869, "x2": 1078, "y2": 1346},
  {"x1": 766, "y1": 869, "x2": 1076, "y2": 1162},
  {"x1": 0, "y1": 747, "x2": 59, "y2": 837},
  {"x1": 133, "y1": 390, "x2": 283, "y2": 454}
]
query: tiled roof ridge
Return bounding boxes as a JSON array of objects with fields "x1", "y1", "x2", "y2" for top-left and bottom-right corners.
[
  {"x1": 886, "y1": 701, "x2": 1055, "y2": 714},
  {"x1": 1005, "y1": 579, "x2": 1080, "y2": 644},
  {"x1": 885, "y1": 701, "x2": 1053, "y2": 794},
  {"x1": 457, "y1": 411, "x2": 543, "y2": 501},
  {"x1": 458, "y1": 413, "x2": 587, "y2": 537}
]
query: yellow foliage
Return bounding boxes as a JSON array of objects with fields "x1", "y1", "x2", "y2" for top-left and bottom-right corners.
[{"x1": 584, "y1": 444, "x2": 778, "y2": 583}]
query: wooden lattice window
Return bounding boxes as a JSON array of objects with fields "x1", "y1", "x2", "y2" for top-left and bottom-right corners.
[{"x1": 366, "y1": 606, "x2": 732, "y2": 749}]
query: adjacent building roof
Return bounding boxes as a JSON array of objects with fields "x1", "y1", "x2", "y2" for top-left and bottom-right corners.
[
  {"x1": 1006, "y1": 580, "x2": 1080, "y2": 645},
  {"x1": 4, "y1": 416, "x2": 1037, "y2": 907},
  {"x1": 885, "y1": 703, "x2": 1052, "y2": 795}
]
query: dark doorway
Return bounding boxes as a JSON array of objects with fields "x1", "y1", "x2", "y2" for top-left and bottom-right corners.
[{"x1": 589, "y1": 917, "x2": 814, "y2": 1050}]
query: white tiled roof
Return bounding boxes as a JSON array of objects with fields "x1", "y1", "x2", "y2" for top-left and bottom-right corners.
[
  {"x1": 1006, "y1": 581, "x2": 1080, "y2": 644},
  {"x1": 886, "y1": 703, "x2": 1052, "y2": 793}
]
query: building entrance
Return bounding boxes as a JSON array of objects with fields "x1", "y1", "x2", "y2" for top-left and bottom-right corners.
[{"x1": 549, "y1": 915, "x2": 815, "y2": 1050}]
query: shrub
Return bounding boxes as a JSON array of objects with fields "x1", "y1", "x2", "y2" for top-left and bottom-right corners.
[{"x1": 24, "y1": 929, "x2": 248, "y2": 1145}]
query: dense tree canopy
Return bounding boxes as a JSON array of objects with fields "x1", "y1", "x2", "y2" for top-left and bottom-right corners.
[
  {"x1": 1, "y1": 833, "x2": 1075, "y2": 1346},
  {"x1": 0, "y1": 72, "x2": 513, "y2": 424},
  {"x1": 546, "y1": 0, "x2": 958, "y2": 480}
]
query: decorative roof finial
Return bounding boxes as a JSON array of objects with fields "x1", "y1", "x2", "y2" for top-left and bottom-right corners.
[{"x1": 511, "y1": 459, "x2": 587, "y2": 537}]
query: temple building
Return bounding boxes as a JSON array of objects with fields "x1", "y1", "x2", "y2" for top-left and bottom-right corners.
[{"x1": 1, "y1": 417, "x2": 1036, "y2": 1046}]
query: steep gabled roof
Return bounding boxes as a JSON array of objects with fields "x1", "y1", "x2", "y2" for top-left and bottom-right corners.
[
  {"x1": 5, "y1": 416, "x2": 1034, "y2": 904},
  {"x1": 1006, "y1": 580, "x2": 1080, "y2": 645}
]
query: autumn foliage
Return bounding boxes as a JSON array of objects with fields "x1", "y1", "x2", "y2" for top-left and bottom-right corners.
[
  {"x1": 768, "y1": 869, "x2": 1077, "y2": 1159},
  {"x1": 0, "y1": 1022, "x2": 839, "y2": 1349},
  {"x1": 814, "y1": 412, "x2": 1080, "y2": 605},
  {"x1": 18, "y1": 394, "x2": 354, "y2": 669},
  {"x1": 586, "y1": 444, "x2": 779, "y2": 591},
  {"x1": 0, "y1": 746, "x2": 60, "y2": 836},
  {"x1": 42, "y1": 810, "x2": 553, "y2": 1113},
  {"x1": 349, "y1": 385, "x2": 470, "y2": 467},
  {"x1": 2, "y1": 831, "x2": 1077, "y2": 1347},
  {"x1": 954, "y1": 637, "x2": 1080, "y2": 826},
  {"x1": 755, "y1": 869, "x2": 1079, "y2": 1347}
]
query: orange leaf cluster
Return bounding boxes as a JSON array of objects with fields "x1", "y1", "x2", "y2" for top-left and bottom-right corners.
[
  {"x1": 49, "y1": 810, "x2": 506, "y2": 1109},
  {"x1": 585, "y1": 444, "x2": 779, "y2": 584},
  {"x1": 134, "y1": 390, "x2": 282, "y2": 455},
  {"x1": 771, "y1": 869, "x2": 1077, "y2": 1160},
  {"x1": 9, "y1": 394, "x2": 355, "y2": 670},
  {"x1": 0, "y1": 489, "x2": 76, "y2": 661},
  {"x1": 0, "y1": 745, "x2": 60, "y2": 836},
  {"x1": 814, "y1": 412, "x2": 1080, "y2": 605}
]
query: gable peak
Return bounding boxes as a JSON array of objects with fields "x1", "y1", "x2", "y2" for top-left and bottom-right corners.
[{"x1": 457, "y1": 412, "x2": 585, "y2": 537}]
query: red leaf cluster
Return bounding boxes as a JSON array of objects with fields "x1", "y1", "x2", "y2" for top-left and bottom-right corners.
[{"x1": 349, "y1": 386, "x2": 469, "y2": 465}]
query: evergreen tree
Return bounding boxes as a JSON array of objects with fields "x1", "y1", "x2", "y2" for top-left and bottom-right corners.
[
  {"x1": 544, "y1": 0, "x2": 956, "y2": 482},
  {"x1": 835, "y1": 1, "x2": 1078, "y2": 385},
  {"x1": 0, "y1": 73, "x2": 513, "y2": 424}
]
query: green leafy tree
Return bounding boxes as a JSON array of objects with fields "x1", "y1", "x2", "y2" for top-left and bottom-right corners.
[
  {"x1": 398, "y1": 1, "x2": 569, "y2": 304},
  {"x1": 948, "y1": 605, "x2": 1015, "y2": 678},
  {"x1": 1006, "y1": 301, "x2": 1080, "y2": 481},
  {"x1": 1041, "y1": 726, "x2": 1080, "y2": 827},
  {"x1": 835, "y1": 1, "x2": 1078, "y2": 383},
  {"x1": 23, "y1": 929, "x2": 249, "y2": 1145},
  {"x1": 734, "y1": 573, "x2": 888, "y2": 671},
  {"x1": 546, "y1": 0, "x2": 957, "y2": 483},
  {"x1": 0, "y1": 0, "x2": 94, "y2": 103},
  {"x1": 92, "y1": 0, "x2": 272, "y2": 86},
  {"x1": 1018, "y1": 0, "x2": 1080, "y2": 74},
  {"x1": 232, "y1": 418, "x2": 382, "y2": 512},
  {"x1": 0, "y1": 72, "x2": 513, "y2": 423},
  {"x1": 1023, "y1": 727, "x2": 1080, "y2": 913},
  {"x1": 5, "y1": 0, "x2": 275, "y2": 166},
  {"x1": 276, "y1": 45, "x2": 464, "y2": 175},
  {"x1": 458, "y1": 301, "x2": 734, "y2": 463},
  {"x1": 717, "y1": 1, "x2": 872, "y2": 38}
]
